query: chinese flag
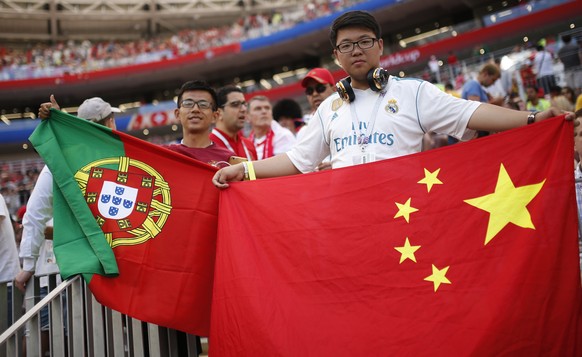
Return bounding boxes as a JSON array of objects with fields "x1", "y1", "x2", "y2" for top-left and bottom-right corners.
[
  {"x1": 211, "y1": 117, "x2": 582, "y2": 356},
  {"x1": 30, "y1": 110, "x2": 218, "y2": 336}
]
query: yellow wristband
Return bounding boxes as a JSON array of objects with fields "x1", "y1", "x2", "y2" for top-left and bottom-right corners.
[
  {"x1": 242, "y1": 162, "x2": 249, "y2": 180},
  {"x1": 247, "y1": 161, "x2": 256, "y2": 181}
]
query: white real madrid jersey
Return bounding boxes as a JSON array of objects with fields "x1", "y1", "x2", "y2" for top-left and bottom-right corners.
[{"x1": 288, "y1": 77, "x2": 480, "y2": 172}]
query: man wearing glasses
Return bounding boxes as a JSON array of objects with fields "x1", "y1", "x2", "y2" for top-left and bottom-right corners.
[
  {"x1": 165, "y1": 80, "x2": 235, "y2": 167},
  {"x1": 301, "y1": 68, "x2": 336, "y2": 124},
  {"x1": 210, "y1": 85, "x2": 257, "y2": 161},
  {"x1": 214, "y1": 10, "x2": 572, "y2": 186}
]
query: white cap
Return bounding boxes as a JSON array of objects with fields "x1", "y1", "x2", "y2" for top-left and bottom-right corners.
[{"x1": 77, "y1": 97, "x2": 121, "y2": 122}]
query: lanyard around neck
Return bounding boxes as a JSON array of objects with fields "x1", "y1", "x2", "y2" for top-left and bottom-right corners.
[
  {"x1": 212, "y1": 129, "x2": 253, "y2": 160},
  {"x1": 349, "y1": 90, "x2": 386, "y2": 152}
]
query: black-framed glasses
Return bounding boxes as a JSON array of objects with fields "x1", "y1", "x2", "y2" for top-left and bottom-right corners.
[
  {"x1": 221, "y1": 100, "x2": 248, "y2": 109},
  {"x1": 305, "y1": 84, "x2": 329, "y2": 96},
  {"x1": 336, "y1": 38, "x2": 378, "y2": 53},
  {"x1": 180, "y1": 99, "x2": 213, "y2": 110}
]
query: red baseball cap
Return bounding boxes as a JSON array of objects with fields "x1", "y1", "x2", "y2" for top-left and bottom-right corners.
[{"x1": 301, "y1": 68, "x2": 335, "y2": 87}]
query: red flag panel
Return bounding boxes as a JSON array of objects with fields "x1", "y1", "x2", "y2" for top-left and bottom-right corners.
[{"x1": 211, "y1": 117, "x2": 582, "y2": 356}]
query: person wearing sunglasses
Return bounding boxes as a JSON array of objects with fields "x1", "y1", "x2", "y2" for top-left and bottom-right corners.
[
  {"x1": 164, "y1": 80, "x2": 235, "y2": 167},
  {"x1": 210, "y1": 85, "x2": 257, "y2": 161},
  {"x1": 299, "y1": 68, "x2": 336, "y2": 171},
  {"x1": 301, "y1": 67, "x2": 337, "y2": 123}
]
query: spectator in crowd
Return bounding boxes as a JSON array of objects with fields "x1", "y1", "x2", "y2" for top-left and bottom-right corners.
[
  {"x1": 248, "y1": 95, "x2": 296, "y2": 160},
  {"x1": 300, "y1": 67, "x2": 337, "y2": 171},
  {"x1": 462, "y1": 63, "x2": 503, "y2": 106},
  {"x1": 213, "y1": 10, "x2": 573, "y2": 187},
  {"x1": 163, "y1": 80, "x2": 235, "y2": 166},
  {"x1": 0, "y1": 185, "x2": 20, "y2": 220},
  {"x1": 427, "y1": 55, "x2": 441, "y2": 83},
  {"x1": 0, "y1": 192, "x2": 19, "y2": 285},
  {"x1": 485, "y1": 58, "x2": 512, "y2": 101},
  {"x1": 444, "y1": 83, "x2": 460, "y2": 98},
  {"x1": 506, "y1": 92, "x2": 526, "y2": 111},
  {"x1": 533, "y1": 41, "x2": 556, "y2": 96},
  {"x1": 562, "y1": 86, "x2": 577, "y2": 110},
  {"x1": 0, "y1": 191, "x2": 19, "y2": 330},
  {"x1": 272, "y1": 98, "x2": 304, "y2": 135},
  {"x1": 525, "y1": 85, "x2": 551, "y2": 112},
  {"x1": 301, "y1": 67, "x2": 337, "y2": 123},
  {"x1": 549, "y1": 85, "x2": 574, "y2": 112},
  {"x1": 557, "y1": 34, "x2": 582, "y2": 92},
  {"x1": 462, "y1": 62, "x2": 504, "y2": 138},
  {"x1": 447, "y1": 50, "x2": 459, "y2": 77},
  {"x1": 210, "y1": 85, "x2": 257, "y2": 161}
]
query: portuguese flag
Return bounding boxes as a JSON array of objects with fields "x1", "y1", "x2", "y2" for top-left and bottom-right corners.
[
  {"x1": 29, "y1": 109, "x2": 218, "y2": 336},
  {"x1": 211, "y1": 117, "x2": 582, "y2": 355}
]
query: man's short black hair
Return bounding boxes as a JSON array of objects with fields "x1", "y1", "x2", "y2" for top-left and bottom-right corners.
[
  {"x1": 177, "y1": 80, "x2": 218, "y2": 110},
  {"x1": 272, "y1": 98, "x2": 303, "y2": 122},
  {"x1": 562, "y1": 34, "x2": 572, "y2": 43},
  {"x1": 217, "y1": 85, "x2": 243, "y2": 108},
  {"x1": 329, "y1": 10, "x2": 381, "y2": 48}
]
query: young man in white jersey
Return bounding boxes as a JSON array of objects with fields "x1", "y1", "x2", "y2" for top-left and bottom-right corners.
[{"x1": 213, "y1": 10, "x2": 573, "y2": 187}]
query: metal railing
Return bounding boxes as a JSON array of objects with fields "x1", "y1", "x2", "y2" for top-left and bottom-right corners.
[{"x1": 1, "y1": 274, "x2": 202, "y2": 357}]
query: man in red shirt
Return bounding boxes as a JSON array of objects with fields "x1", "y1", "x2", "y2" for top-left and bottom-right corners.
[
  {"x1": 210, "y1": 85, "x2": 257, "y2": 161},
  {"x1": 164, "y1": 80, "x2": 234, "y2": 167}
]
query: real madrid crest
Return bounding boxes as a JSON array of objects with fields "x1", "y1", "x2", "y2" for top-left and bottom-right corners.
[
  {"x1": 75, "y1": 157, "x2": 172, "y2": 248},
  {"x1": 331, "y1": 98, "x2": 343, "y2": 111},
  {"x1": 385, "y1": 99, "x2": 399, "y2": 114}
]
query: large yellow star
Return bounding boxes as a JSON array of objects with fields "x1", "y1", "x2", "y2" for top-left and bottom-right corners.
[
  {"x1": 424, "y1": 264, "x2": 451, "y2": 292},
  {"x1": 394, "y1": 237, "x2": 421, "y2": 263},
  {"x1": 464, "y1": 164, "x2": 545, "y2": 245},
  {"x1": 418, "y1": 168, "x2": 443, "y2": 192},
  {"x1": 394, "y1": 197, "x2": 418, "y2": 223}
]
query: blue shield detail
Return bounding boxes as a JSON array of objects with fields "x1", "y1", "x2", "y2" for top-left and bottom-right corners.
[
  {"x1": 115, "y1": 186, "x2": 125, "y2": 195},
  {"x1": 123, "y1": 199, "x2": 134, "y2": 209},
  {"x1": 109, "y1": 207, "x2": 119, "y2": 216},
  {"x1": 112, "y1": 196, "x2": 122, "y2": 205},
  {"x1": 100, "y1": 194, "x2": 111, "y2": 203}
]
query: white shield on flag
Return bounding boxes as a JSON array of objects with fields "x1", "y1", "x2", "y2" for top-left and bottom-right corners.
[{"x1": 98, "y1": 181, "x2": 138, "y2": 219}]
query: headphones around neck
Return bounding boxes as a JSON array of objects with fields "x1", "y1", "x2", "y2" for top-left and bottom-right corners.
[{"x1": 336, "y1": 68, "x2": 389, "y2": 103}]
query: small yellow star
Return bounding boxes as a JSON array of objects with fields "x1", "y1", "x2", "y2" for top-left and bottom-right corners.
[
  {"x1": 418, "y1": 168, "x2": 443, "y2": 192},
  {"x1": 394, "y1": 237, "x2": 421, "y2": 263},
  {"x1": 464, "y1": 164, "x2": 545, "y2": 245},
  {"x1": 424, "y1": 264, "x2": 451, "y2": 292},
  {"x1": 394, "y1": 197, "x2": 418, "y2": 223}
]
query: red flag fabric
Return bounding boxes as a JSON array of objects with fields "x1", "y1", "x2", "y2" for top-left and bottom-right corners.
[{"x1": 211, "y1": 117, "x2": 582, "y2": 356}]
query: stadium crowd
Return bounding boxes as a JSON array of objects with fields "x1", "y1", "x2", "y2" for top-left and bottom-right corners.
[{"x1": 0, "y1": 0, "x2": 360, "y2": 81}]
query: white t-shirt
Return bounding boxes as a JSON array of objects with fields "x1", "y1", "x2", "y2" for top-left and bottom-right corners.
[
  {"x1": 0, "y1": 193, "x2": 20, "y2": 283},
  {"x1": 254, "y1": 120, "x2": 296, "y2": 160},
  {"x1": 288, "y1": 77, "x2": 480, "y2": 172},
  {"x1": 20, "y1": 165, "x2": 55, "y2": 272}
]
